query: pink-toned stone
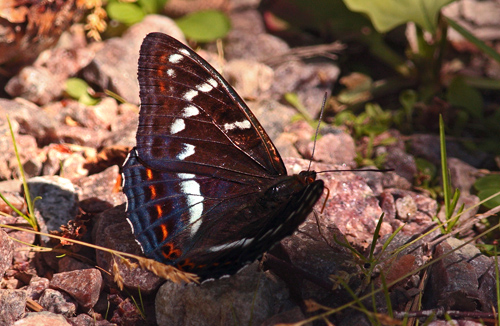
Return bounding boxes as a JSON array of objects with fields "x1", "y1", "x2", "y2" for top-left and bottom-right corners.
[{"x1": 49, "y1": 269, "x2": 102, "y2": 310}]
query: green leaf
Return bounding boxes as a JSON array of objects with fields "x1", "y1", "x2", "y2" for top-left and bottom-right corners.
[
  {"x1": 175, "y1": 10, "x2": 231, "y2": 42},
  {"x1": 284, "y1": 92, "x2": 314, "y2": 124},
  {"x1": 343, "y1": 0, "x2": 455, "y2": 33},
  {"x1": 79, "y1": 92, "x2": 100, "y2": 106},
  {"x1": 415, "y1": 158, "x2": 436, "y2": 179},
  {"x1": 106, "y1": 2, "x2": 145, "y2": 25},
  {"x1": 64, "y1": 78, "x2": 99, "y2": 106},
  {"x1": 477, "y1": 189, "x2": 500, "y2": 209},
  {"x1": 137, "y1": 0, "x2": 169, "y2": 14},
  {"x1": 474, "y1": 175, "x2": 500, "y2": 191},
  {"x1": 446, "y1": 77, "x2": 484, "y2": 119},
  {"x1": 65, "y1": 78, "x2": 89, "y2": 99}
]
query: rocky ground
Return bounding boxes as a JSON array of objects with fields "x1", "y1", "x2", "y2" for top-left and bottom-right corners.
[{"x1": 0, "y1": 0, "x2": 499, "y2": 325}]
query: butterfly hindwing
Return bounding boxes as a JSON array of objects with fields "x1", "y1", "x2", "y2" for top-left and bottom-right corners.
[{"x1": 124, "y1": 149, "x2": 325, "y2": 279}]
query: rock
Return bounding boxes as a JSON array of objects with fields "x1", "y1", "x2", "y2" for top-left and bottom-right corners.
[
  {"x1": 4, "y1": 29, "x2": 93, "y2": 104},
  {"x1": 270, "y1": 60, "x2": 340, "y2": 116},
  {"x1": 0, "y1": 228, "x2": 14, "y2": 278},
  {"x1": 248, "y1": 99, "x2": 295, "y2": 142},
  {"x1": 40, "y1": 143, "x2": 92, "y2": 180},
  {"x1": 425, "y1": 238, "x2": 484, "y2": 311},
  {"x1": 108, "y1": 294, "x2": 148, "y2": 325},
  {"x1": 49, "y1": 269, "x2": 103, "y2": 310},
  {"x1": 225, "y1": 31, "x2": 290, "y2": 61},
  {"x1": 164, "y1": 0, "x2": 229, "y2": 17},
  {"x1": 382, "y1": 146, "x2": 417, "y2": 184},
  {"x1": 26, "y1": 276, "x2": 49, "y2": 300},
  {"x1": 92, "y1": 205, "x2": 163, "y2": 294},
  {"x1": 155, "y1": 263, "x2": 291, "y2": 326},
  {"x1": 13, "y1": 311, "x2": 71, "y2": 326},
  {"x1": 39, "y1": 288, "x2": 78, "y2": 317},
  {"x1": 57, "y1": 256, "x2": 94, "y2": 273},
  {"x1": 0, "y1": 289, "x2": 27, "y2": 325},
  {"x1": 286, "y1": 159, "x2": 390, "y2": 248},
  {"x1": 409, "y1": 134, "x2": 493, "y2": 169},
  {"x1": 0, "y1": 98, "x2": 58, "y2": 145},
  {"x1": 395, "y1": 195, "x2": 418, "y2": 221},
  {"x1": 0, "y1": 213, "x2": 35, "y2": 263},
  {"x1": 448, "y1": 157, "x2": 480, "y2": 193},
  {"x1": 223, "y1": 59, "x2": 274, "y2": 99},
  {"x1": 298, "y1": 131, "x2": 356, "y2": 166},
  {"x1": 67, "y1": 313, "x2": 114, "y2": 325},
  {"x1": 75, "y1": 165, "x2": 124, "y2": 206},
  {"x1": 82, "y1": 15, "x2": 185, "y2": 105},
  {"x1": 379, "y1": 188, "x2": 437, "y2": 234},
  {"x1": 437, "y1": 193, "x2": 480, "y2": 227},
  {"x1": 260, "y1": 306, "x2": 306, "y2": 326},
  {"x1": 27, "y1": 176, "x2": 79, "y2": 232},
  {"x1": 5, "y1": 66, "x2": 64, "y2": 105}
]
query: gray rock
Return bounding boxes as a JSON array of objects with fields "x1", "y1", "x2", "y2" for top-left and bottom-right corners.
[
  {"x1": 82, "y1": 15, "x2": 184, "y2": 105},
  {"x1": 39, "y1": 288, "x2": 78, "y2": 318},
  {"x1": 155, "y1": 263, "x2": 291, "y2": 326},
  {"x1": 27, "y1": 176, "x2": 79, "y2": 232}
]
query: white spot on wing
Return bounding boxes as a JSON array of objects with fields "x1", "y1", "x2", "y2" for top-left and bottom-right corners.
[
  {"x1": 179, "y1": 48, "x2": 190, "y2": 56},
  {"x1": 170, "y1": 118, "x2": 185, "y2": 134},
  {"x1": 223, "y1": 120, "x2": 251, "y2": 131},
  {"x1": 183, "y1": 90, "x2": 198, "y2": 101},
  {"x1": 207, "y1": 238, "x2": 254, "y2": 252},
  {"x1": 177, "y1": 173, "x2": 203, "y2": 236},
  {"x1": 125, "y1": 218, "x2": 135, "y2": 235},
  {"x1": 167, "y1": 69, "x2": 175, "y2": 77},
  {"x1": 178, "y1": 173, "x2": 195, "y2": 179},
  {"x1": 196, "y1": 82, "x2": 213, "y2": 93},
  {"x1": 207, "y1": 78, "x2": 218, "y2": 88},
  {"x1": 168, "y1": 54, "x2": 183, "y2": 63},
  {"x1": 182, "y1": 105, "x2": 200, "y2": 117},
  {"x1": 177, "y1": 143, "x2": 195, "y2": 160}
]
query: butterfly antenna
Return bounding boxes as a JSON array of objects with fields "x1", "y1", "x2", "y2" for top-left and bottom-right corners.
[{"x1": 308, "y1": 93, "x2": 327, "y2": 171}]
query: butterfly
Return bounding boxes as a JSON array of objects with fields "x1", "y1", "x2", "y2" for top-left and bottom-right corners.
[{"x1": 122, "y1": 32, "x2": 324, "y2": 280}]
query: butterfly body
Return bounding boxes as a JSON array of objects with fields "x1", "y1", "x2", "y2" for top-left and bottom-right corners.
[{"x1": 122, "y1": 33, "x2": 324, "y2": 279}]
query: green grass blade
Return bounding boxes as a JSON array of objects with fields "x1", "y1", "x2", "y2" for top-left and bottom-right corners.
[
  {"x1": 7, "y1": 115, "x2": 37, "y2": 230},
  {"x1": 439, "y1": 115, "x2": 450, "y2": 216},
  {"x1": 0, "y1": 193, "x2": 28, "y2": 219},
  {"x1": 380, "y1": 271, "x2": 393, "y2": 318},
  {"x1": 368, "y1": 213, "x2": 384, "y2": 261},
  {"x1": 444, "y1": 16, "x2": 500, "y2": 64},
  {"x1": 381, "y1": 222, "x2": 405, "y2": 254},
  {"x1": 333, "y1": 234, "x2": 366, "y2": 263}
]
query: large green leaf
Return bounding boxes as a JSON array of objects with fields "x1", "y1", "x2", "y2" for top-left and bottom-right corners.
[
  {"x1": 106, "y1": 1, "x2": 145, "y2": 26},
  {"x1": 175, "y1": 10, "x2": 231, "y2": 42},
  {"x1": 137, "y1": 0, "x2": 169, "y2": 15},
  {"x1": 446, "y1": 76, "x2": 483, "y2": 119},
  {"x1": 343, "y1": 0, "x2": 455, "y2": 33}
]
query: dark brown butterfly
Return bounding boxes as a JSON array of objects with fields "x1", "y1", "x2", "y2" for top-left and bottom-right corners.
[{"x1": 122, "y1": 32, "x2": 324, "y2": 279}]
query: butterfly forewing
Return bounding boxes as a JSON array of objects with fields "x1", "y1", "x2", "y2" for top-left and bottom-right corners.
[
  {"x1": 137, "y1": 33, "x2": 286, "y2": 179},
  {"x1": 122, "y1": 32, "x2": 325, "y2": 279}
]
